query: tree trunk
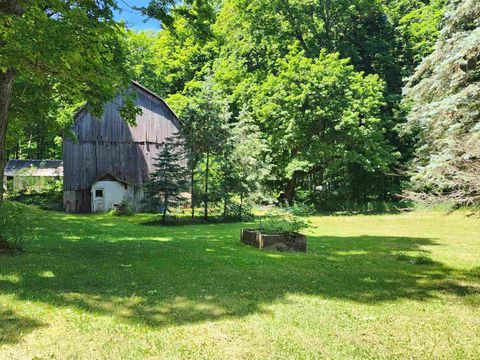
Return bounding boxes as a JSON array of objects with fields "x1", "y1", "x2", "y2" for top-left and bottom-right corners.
[
  {"x1": 162, "y1": 194, "x2": 168, "y2": 224},
  {"x1": 239, "y1": 192, "x2": 243, "y2": 221},
  {"x1": 285, "y1": 176, "x2": 296, "y2": 206},
  {"x1": 162, "y1": 207, "x2": 167, "y2": 224},
  {"x1": 190, "y1": 165, "x2": 195, "y2": 219},
  {"x1": 0, "y1": 68, "x2": 15, "y2": 204},
  {"x1": 204, "y1": 152, "x2": 209, "y2": 220},
  {"x1": 223, "y1": 195, "x2": 227, "y2": 220}
]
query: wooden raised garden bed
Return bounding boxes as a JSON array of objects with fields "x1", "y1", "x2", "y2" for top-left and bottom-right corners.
[{"x1": 240, "y1": 229, "x2": 306, "y2": 252}]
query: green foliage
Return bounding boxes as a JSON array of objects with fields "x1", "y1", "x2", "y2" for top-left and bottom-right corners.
[
  {"x1": 0, "y1": 203, "x2": 34, "y2": 254},
  {"x1": 8, "y1": 178, "x2": 63, "y2": 211},
  {"x1": 286, "y1": 203, "x2": 316, "y2": 217},
  {"x1": 112, "y1": 200, "x2": 135, "y2": 217},
  {"x1": 252, "y1": 49, "x2": 398, "y2": 204},
  {"x1": 1, "y1": 1, "x2": 134, "y2": 114},
  {"x1": 387, "y1": 0, "x2": 447, "y2": 75},
  {"x1": 1, "y1": 0, "x2": 137, "y2": 171},
  {"x1": 224, "y1": 202, "x2": 254, "y2": 221},
  {"x1": 402, "y1": 0, "x2": 480, "y2": 206},
  {"x1": 258, "y1": 209, "x2": 311, "y2": 235},
  {"x1": 143, "y1": 138, "x2": 189, "y2": 222}
]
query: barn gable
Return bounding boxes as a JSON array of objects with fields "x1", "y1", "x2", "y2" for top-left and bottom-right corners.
[{"x1": 63, "y1": 82, "x2": 180, "y2": 213}]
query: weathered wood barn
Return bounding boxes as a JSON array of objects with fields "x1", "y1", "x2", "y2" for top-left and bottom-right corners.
[{"x1": 63, "y1": 82, "x2": 180, "y2": 213}]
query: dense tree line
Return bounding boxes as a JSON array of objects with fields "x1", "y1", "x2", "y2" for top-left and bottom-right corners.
[
  {"x1": 128, "y1": 0, "x2": 451, "y2": 211},
  {"x1": 2, "y1": 0, "x2": 478, "y2": 210}
]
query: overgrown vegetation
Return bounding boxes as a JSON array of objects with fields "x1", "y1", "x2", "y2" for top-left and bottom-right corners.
[
  {"x1": 258, "y1": 209, "x2": 311, "y2": 235},
  {"x1": 0, "y1": 203, "x2": 33, "y2": 254},
  {"x1": 112, "y1": 200, "x2": 135, "y2": 217},
  {"x1": 7, "y1": 178, "x2": 63, "y2": 211}
]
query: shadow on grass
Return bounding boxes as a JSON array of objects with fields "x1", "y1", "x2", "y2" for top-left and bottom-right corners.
[
  {"x1": 0, "y1": 208, "x2": 479, "y2": 344},
  {"x1": 0, "y1": 309, "x2": 43, "y2": 345}
]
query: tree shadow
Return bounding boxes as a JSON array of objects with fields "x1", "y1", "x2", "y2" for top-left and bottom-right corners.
[
  {"x1": 1, "y1": 214, "x2": 479, "y2": 344},
  {"x1": 0, "y1": 309, "x2": 43, "y2": 345}
]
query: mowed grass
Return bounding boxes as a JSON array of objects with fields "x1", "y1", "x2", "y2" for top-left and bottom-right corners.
[{"x1": 1, "y1": 203, "x2": 479, "y2": 359}]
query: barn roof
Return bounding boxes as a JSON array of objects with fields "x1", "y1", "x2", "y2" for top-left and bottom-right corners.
[
  {"x1": 131, "y1": 81, "x2": 180, "y2": 124},
  {"x1": 73, "y1": 81, "x2": 181, "y2": 130},
  {"x1": 4, "y1": 160, "x2": 63, "y2": 177}
]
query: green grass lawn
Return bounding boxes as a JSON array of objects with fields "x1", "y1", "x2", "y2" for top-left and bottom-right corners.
[{"x1": 1, "y1": 203, "x2": 479, "y2": 359}]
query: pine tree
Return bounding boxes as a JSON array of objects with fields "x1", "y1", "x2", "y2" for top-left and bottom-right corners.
[
  {"x1": 402, "y1": 0, "x2": 480, "y2": 205},
  {"x1": 229, "y1": 107, "x2": 273, "y2": 217},
  {"x1": 143, "y1": 138, "x2": 188, "y2": 223}
]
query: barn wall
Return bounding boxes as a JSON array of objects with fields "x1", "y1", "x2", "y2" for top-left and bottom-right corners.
[
  {"x1": 63, "y1": 84, "x2": 180, "y2": 197},
  {"x1": 64, "y1": 190, "x2": 91, "y2": 213}
]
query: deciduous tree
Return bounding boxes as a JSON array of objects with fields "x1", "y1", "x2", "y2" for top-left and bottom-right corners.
[{"x1": 0, "y1": 0, "x2": 135, "y2": 202}]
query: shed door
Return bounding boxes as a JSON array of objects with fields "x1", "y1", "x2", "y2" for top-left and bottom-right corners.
[{"x1": 93, "y1": 188, "x2": 105, "y2": 212}]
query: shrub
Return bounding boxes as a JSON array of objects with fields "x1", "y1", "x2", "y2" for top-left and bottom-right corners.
[
  {"x1": 112, "y1": 200, "x2": 135, "y2": 216},
  {"x1": 258, "y1": 209, "x2": 311, "y2": 235},
  {"x1": 225, "y1": 202, "x2": 254, "y2": 221},
  {"x1": 9, "y1": 179, "x2": 63, "y2": 211},
  {"x1": 287, "y1": 203, "x2": 316, "y2": 216},
  {"x1": 0, "y1": 204, "x2": 34, "y2": 255}
]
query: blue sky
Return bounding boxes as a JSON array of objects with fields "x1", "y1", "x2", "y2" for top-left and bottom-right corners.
[{"x1": 114, "y1": 0, "x2": 161, "y2": 31}]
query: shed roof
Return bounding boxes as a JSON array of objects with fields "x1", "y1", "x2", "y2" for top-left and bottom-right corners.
[
  {"x1": 94, "y1": 173, "x2": 138, "y2": 187},
  {"x1": 4, "y1": 160, "x2": 63, "y2": 177}
]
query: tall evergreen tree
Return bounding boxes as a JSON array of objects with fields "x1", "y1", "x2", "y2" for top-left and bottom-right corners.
[
  {"x1": 143, "y1": 139, "x2": 189, "y2": 223},
  {"x1": 402, "y1": 0, "x2": 480, "y2": 205}
]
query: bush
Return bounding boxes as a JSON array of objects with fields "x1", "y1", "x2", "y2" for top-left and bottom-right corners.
[
  {"x1": 9, "y1": 179, "x2": 63, "y2": 211},
  {"x1": 286, "y1": 203, "x2": 316, "y2": 216},
  {"x1": 0, "y1": 204, "x2": 34, "y2": 255},
  {"x1": 112, "y1": 200, "x2": 135, "y2": 216},
  {"x1": 225, "y1": 202, "x2": 254, "y2": 221},
  {"x1": 258, "y1": 209, "x2": 311, "y2": 235}
]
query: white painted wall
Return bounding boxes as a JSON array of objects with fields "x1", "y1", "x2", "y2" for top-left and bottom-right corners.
[{"x1": 91, "y1": 181, "x2": 126, "y2": 212}]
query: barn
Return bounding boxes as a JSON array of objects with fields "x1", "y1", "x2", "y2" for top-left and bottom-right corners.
[{"x1": 63, "y1": 81, "x2": 181, "y2": 213}]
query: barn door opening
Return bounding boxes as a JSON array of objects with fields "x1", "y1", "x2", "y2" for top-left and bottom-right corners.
[{"x1": 93, "y1": 188, "x2": 105, "y2": 212}]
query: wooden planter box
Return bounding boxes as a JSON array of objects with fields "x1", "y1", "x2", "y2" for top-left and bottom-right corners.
[{"x1": 240, "y1": 229, "x2": 306, "y2": 252}]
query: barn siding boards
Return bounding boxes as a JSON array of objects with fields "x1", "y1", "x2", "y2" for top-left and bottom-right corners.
[{"x1": 63, "y1": 82, "x2": 180, "y2": 200}]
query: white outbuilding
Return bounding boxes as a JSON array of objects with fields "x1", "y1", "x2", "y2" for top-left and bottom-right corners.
[{"x1": 89, "y1": 174, "x2": 142, "y2": 213}]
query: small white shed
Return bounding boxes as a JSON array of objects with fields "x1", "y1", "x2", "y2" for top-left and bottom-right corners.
[{"x1": 90, "y1": 174, "x2": 142, "y2": 212}]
